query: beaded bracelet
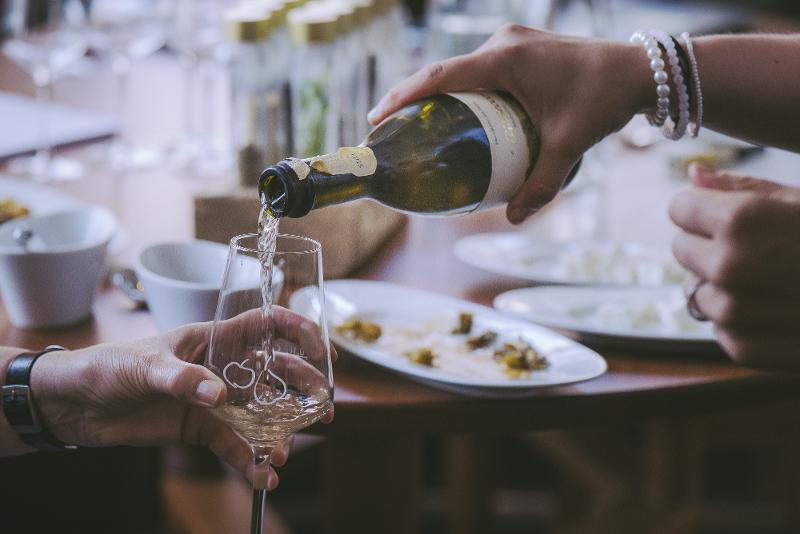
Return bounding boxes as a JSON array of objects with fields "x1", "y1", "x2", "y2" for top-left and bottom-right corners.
[
  {"x1": 629, "y1": 31, "x2": 670, "y2": 127},
  {"x1": 680, "y1": 32, "x2": 704, "y2": 137},
  {"x1": 671, "y1": 36, "x2": 693, "y2": 107},
  {"x1": 649, "y1": 29, "x2": 690, "y2": 140}
]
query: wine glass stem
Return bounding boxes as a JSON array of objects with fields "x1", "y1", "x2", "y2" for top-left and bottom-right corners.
[
  {"x1": 32, "y1": 66, "x2": 53, "y2": 179},
  {"x1": 251, "y1": 451, "x2": 271, "y2": 534},
  {"x1": 201, "y1": 60, "x2": 215, "y2": 149},
  {"x1": 180, "y1": 53, "x2": 198, "y2": 144},
  {"x1": 111, "y1": 52, "x2": 132, "y2": 155}
]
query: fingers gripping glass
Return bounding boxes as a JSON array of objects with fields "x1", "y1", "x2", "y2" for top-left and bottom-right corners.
[{"x1": 205, "y1": 234, "x2": 333, "y2": 534}]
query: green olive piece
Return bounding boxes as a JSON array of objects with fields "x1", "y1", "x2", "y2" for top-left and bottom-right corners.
[
  {"x1": 406, "y1": 348, "x2": 437, "y2": 367},
  {"x1": 465, "y1": 331, "x2": 498, "y2": 350},
  {"x1": 335, "y1": 318, "x2": 382, "y2": 342},
  {"x1": 452, "y1": 312, "x2": 473, "y2": 334}
]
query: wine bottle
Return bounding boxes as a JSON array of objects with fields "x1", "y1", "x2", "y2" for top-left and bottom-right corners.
[{"x1": 259, "y1": 91, "x2": 577, "y2": 218}]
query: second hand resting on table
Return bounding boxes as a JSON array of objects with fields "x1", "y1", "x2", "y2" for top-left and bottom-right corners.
[{"x1": 369, "y1": 26, "x2": 800, "y2": 370}]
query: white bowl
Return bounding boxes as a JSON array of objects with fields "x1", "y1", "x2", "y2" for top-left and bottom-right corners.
[
  {"x1": 0, "y1": 207, "x2": 117, "y2": 329},
  {"x1": 136, "y1": 240, "x2": 283, "y2": 332}
]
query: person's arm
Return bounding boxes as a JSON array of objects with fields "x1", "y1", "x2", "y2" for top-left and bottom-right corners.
[
  {"x1": 368, "y1": 28, "x2": 800, "y2": 223},
  {"x1": 696, "y1": 34, "x2": 800, "y2": 152}
]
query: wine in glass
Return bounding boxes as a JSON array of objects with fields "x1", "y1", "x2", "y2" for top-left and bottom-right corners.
[
  {"x1": 206, "y1": 233, "x2": 333, "y2": 534},
  {"x1": 2, "y1": 0, "x2": 88, "y2": 181}
]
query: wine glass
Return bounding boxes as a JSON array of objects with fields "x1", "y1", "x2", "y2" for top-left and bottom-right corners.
[
  {"x1": 2, "y1": 0, "x2": 88, "y2": 182},
  {"x1": 85, "y1": 0, "x2": 171, "y2": 170},
  {"x1": 205, "y1": 233, "x2": 333, "y2": 534},
  {"x1": 168, "y1": 0, "x2": 233, "y2": 172}
]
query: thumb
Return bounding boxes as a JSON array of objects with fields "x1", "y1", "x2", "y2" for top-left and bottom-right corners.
[
  {"x1": 143, "y1": 354, "x2": 226, "y2": 408},
  {"x1": 506, "y1": 149, "x2": 579, "y2": 224},
  {"x1": 689, "y1": 163, "x2": 781, "y2": 194}
]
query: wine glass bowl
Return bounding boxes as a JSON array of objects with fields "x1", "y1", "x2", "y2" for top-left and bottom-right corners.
[
  {"x1": 86, "y1": 0, "x2": 169, "y2": 61},
  {"x1": 205, "y1": 233, "x2": 333, "y2": 533}
]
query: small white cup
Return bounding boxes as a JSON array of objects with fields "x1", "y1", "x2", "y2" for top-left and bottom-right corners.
[
  {"x1": 136, "y1": 240, "x2": 283, "y2": 332},
  {"x1": 0, "y1": 207, "x2": 117, "y2": 329}
]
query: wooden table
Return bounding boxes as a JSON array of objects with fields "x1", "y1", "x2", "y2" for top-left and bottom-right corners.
[{"x1": 4, "y1": 52, "x2": 800, "y2": 534}]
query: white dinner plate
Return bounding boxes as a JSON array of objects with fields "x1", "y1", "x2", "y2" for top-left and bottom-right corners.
[
  {"x1": 453, "y1": 233, "x2": 686, "y2": 286},
  {"x1": 0, "y1": 175, "x2": 85, "y2": 219},
  {"x1": 290, "y1": 280, "x2": 607, "y2": 397},
  {"x1": 494, "y1": 286, "x2": 719, "y2": 351}
]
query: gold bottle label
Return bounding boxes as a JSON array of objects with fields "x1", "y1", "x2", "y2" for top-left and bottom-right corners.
[
  {"x1": 308, "y1": 146, "x2": 378, "y2": 177},
  {"x1": 287, "y1": 157, "x2": 311, "y2": 180}
]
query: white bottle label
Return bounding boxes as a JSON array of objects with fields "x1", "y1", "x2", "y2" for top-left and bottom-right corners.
[{"x1": 447, "y1": 92, "x2": 532, "y2": 210}]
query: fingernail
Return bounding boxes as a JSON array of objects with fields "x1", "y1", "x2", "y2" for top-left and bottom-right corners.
[
  {"x1": 195, "y1": 379, "x2": 223, "y2": 406},
  {"x1": 268, "y1": 473, "x2": 279, "y2": 491},
  {"x1": 689, "y1": 162, "x2": 710, "y2": 177},
  {"x1": 367, "y1": 107, "x2": 379, "y2": 123}
]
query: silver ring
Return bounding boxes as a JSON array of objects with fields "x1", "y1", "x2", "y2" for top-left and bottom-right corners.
[{"x1": 686, "y1": 278, "x2": 709, "y2": 322}]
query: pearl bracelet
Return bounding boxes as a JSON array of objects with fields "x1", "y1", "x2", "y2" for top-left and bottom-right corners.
[
  {"x1": 630, "y1": 31, "x2": 670, "y2": 127},
  {"x1": 649, "y1": 30, "x2": 690, "y2": 140},
  {"x1": 680, "y1": 32, "x2": 703, "y2": 137}
]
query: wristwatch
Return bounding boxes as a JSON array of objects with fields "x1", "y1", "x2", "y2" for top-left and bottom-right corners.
[{"x1": 2, "y1": 345, "x2": 77, "y2": 451}]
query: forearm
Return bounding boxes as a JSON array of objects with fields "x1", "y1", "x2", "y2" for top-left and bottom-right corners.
[
  {"x1": 687, "y1": 34, "x2": 800, "y2": 151},
  {"x1": 0, "y1": 346, "x2": 35, "y2": 456}
]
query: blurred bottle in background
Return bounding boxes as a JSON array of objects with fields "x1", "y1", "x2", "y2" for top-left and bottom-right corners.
[{"x1": 287, "y1": 4, "x2": 339, "y2": 157}]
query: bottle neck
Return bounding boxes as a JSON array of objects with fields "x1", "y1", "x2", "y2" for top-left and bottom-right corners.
[
  {"x1": 304, "y1": 146, "x2": 379, "y2": 211},
  {"x1": 259, "y1": 151, "x2": 376, "y2": 218},
  {"x1": 309, "y1": 169, "x2": 371, "y2": 210}
]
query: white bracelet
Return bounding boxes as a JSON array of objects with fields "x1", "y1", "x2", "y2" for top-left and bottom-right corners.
[
  {"x1": 680, "y1": 31, "x2": 703, "y2": 138},
  {"x1": 630, "y1": 31, "x2": 670, "y2": 127},
  {"x1": 649, "y1": 29, "x2": 690, "y2": 140}
]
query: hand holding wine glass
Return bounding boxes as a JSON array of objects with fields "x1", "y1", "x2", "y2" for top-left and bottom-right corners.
[
  {"x1": 205, "y1": 233, "x2": 335, "y2": 534},
  {"x1": 24, "y1": 318, "x2": 317, "y2": 488}
]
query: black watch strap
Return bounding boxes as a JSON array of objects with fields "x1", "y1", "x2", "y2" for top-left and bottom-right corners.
[{"x1": 2, "y1": 345, "x2": 76, "y2": 452}]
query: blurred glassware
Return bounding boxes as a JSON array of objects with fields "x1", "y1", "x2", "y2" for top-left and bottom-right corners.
[
  {"x1": 287, "y1": 4, "x2": 340, "y2": 157},
  {"x1": 226, "y1": 3, "x2": 294, "y2": 188},
  {"x1": 169, "y1": 0, "x2": 235, "y2": 173},
  {"x1": 546, "y1": 0, "x2": 614, "y2": 39},
  {"x1": 425, "y1": 0, "x2": 530, "y2": 61},
  {"x1": 2, "y1": 0, "x2": 88, "y2": 182},
  {"x1": 86, "y1": 0, "x2": 171, "y2": 170}
]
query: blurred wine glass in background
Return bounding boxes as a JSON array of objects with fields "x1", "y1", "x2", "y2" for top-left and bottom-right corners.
[
  {"x1": 2, "y1": 0, "x2": 88, "y2": 182},
  {"x1": 425, "y1": 0, "x2": 534, "y2": 62},
  {"x1": 168, "y1": 0, "x2": 234, "y2": 173},
  {"x1": 86, "y1": 0, "x2": 171, "y2": 170}
]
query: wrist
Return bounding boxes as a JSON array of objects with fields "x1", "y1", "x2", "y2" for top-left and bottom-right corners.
[
  {"x1": 612, "y1": 41, "x2": 657, "y2": 115},
  {"x1": 29, "y1": 349, "x2": 86, "y2": 442}
]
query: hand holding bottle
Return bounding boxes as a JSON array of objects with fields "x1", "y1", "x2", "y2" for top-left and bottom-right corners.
[{"x1": 368, "y1": 25, "x2": 653, "y2": 223}]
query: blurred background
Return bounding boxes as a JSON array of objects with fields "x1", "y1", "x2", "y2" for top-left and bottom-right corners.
[{"x1": 1, "y1": 1, "x2": 800, "y2": 534}]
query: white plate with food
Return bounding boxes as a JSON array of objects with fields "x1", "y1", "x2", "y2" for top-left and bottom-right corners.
[
  {"x1": 289, "y1": 280, "x2": 607, "y2": 396},
  {"x1": 0, "y1": 175, "x2": 84, "y2": 225},
  {"x1": 453, "y1": 233, "x2": 686, "y2": 286},
  {"x1": 494, "y1": 286, "x2": 718, "y2": 350}
]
